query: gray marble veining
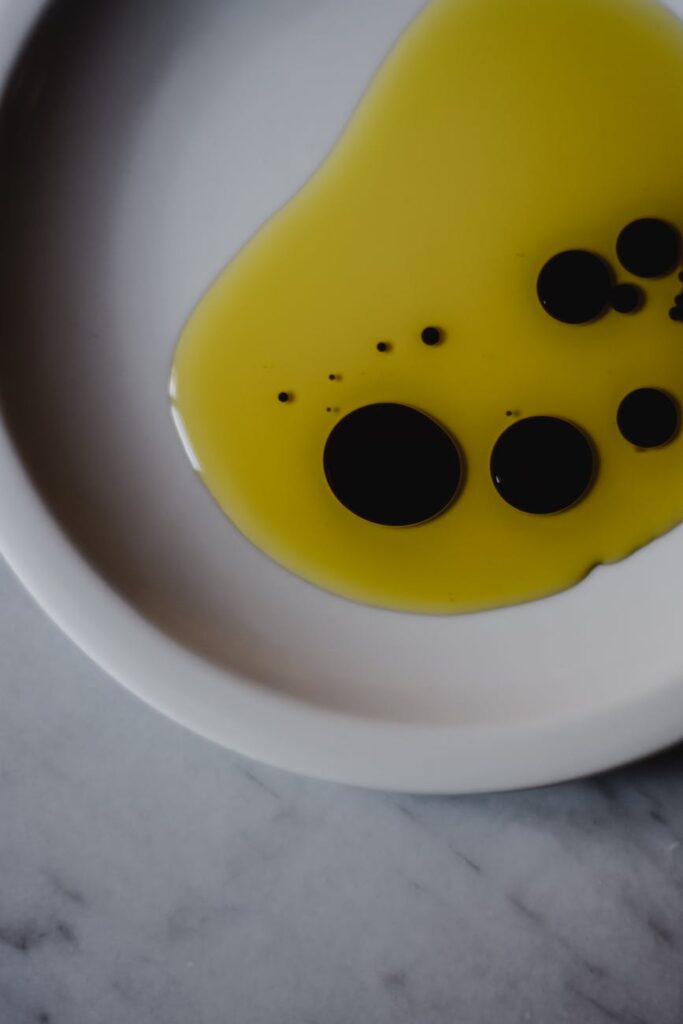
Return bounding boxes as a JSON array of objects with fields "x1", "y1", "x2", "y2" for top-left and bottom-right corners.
[{"x1": 1, "y1": 558, "x2": 682, "y2": 1024}]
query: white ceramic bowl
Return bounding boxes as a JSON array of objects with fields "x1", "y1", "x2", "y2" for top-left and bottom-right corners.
[{"x1": 2, "y1": 0, "x2": 683, "y2": 793}]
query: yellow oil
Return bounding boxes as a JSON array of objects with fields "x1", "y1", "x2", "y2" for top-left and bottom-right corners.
[{"x1": 171, "y1": 0, "x2": 683, "y2": 614}]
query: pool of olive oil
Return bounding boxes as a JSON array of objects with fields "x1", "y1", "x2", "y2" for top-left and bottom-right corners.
[{"x1": 171, "y1": 0, "x2": 683, "y2": 614}]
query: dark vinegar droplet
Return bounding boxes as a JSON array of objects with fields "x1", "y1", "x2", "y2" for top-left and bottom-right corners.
[
  {"x1": 669, "y1": 307, "x2": 683, "y2": 322},
  {"x1": 323, "y1": 403, "x2": 462, "y2": 526},
  {"x1": 617, "y1": 388, "x2": 679, "y2": 448},
  {"x1": 610, "y1": 283, "x2": 642, "y2": 314},
  {"x1": 537, "y1": 250, "x2": 612, "y2": 324},
  {"x1": 616, "y1": 218, "x2": 680, "y2": 278},
  {"x1": 376, "y1": 341, "x2": 390, "y2": 352},
  {"x1": 421, "y1": 326, "x2": 442, "y2": 346},
  {"x1": 278, "y1": 392, "x2": 291, "y2": 403},
  {"x1": 490, "y1": 416, "x2": 595, "y2": 514}
]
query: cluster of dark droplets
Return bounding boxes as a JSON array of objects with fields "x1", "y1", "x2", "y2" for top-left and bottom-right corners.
[{"x1": 280, "y1": 219, "x2": 682, "y2": 527}]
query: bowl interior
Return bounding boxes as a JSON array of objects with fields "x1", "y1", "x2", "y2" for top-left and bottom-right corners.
[{"x1": 2, "y1": 0, "x2": 683, "y2": 733}]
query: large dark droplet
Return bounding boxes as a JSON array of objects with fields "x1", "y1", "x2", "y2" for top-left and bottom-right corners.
[
  {"x1": 323, "y1": 403, "x2": 462, "y2": 526},
  {"x1": 616, "y1": 218, "x2": 680, "y2": 278},
  {"x1": 491, "y1": 416, "x2": 595, "y2": 514},
  {"x1": 617, "y1": 388, "x2": 679, "y2": 448},
  {"x1": 537, "y1": 250, "x2": 612, "y2": 324}
]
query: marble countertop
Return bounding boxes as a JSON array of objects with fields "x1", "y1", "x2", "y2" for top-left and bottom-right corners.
[{"x1": 1, "y1": 559, "x2": 682, "y2": 1024}]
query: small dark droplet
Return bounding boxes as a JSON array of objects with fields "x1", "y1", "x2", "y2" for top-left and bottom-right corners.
[
  {"x1": 376, "y1": 341, "x2": 390, "y2": 352},
  {"x1": 278, "y1": 392, "x2": 290, "y2": 403},
  {"x1": 326, "y1": 407, "x2": 331, "y2": 412},
  {"x1": 616, "y1": 218, "x2": 680, "y2": 278},
  {"x1": 610, "y1": 283, "x2": 642, "y2": 314},
  {"x1": 421, "y1": 326, "x2": 442, "y2": 346},
  {"x1": 506, "y1": 410, "x2": 513, "y2": 417},
  {"x1": 328, "y1": 374, "x2": 337, "y2": 381},
  {"x1": 617, "y1": 388, "x2": 679, "y2": 448},
  {"x1": 675, "y1": 293, "x2": 683, "y2": 308},
  {"x1": 537, "y1": 250, "x2": 612, "y2": 324},
  {"x1": 669, "y1": 307, "x2": 683, "y2": 322}
]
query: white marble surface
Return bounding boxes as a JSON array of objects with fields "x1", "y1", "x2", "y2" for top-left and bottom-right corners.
[{"x1": 1, "y1": 558, "x2": 683, "y2": 1024}]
